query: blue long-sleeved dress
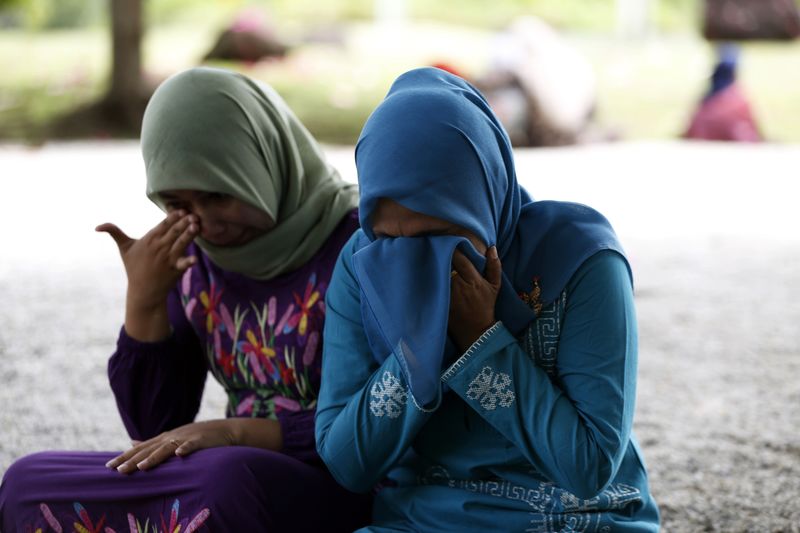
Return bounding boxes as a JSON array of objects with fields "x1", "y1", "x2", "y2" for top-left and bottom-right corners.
[{"x1": 316, "y1": 232, "x2": 660, "y2": 532}]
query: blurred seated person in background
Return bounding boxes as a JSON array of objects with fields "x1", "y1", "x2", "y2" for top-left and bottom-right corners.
[
  {"x1": 684, "y1": 44, "x2": 763, "y2": 142},
  {"x1": 204, "y1": 8, "x2": 289, "y2": 63},
  {"x1": 475, "y1": 16, "x2": 611, "y2": 147}
]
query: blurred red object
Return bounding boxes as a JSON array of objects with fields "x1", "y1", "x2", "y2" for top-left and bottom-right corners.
[
  {"x1": 430, "y1": 63, "x2": 464, "y2": 78},
  {"x1": 684, "y1": 84, "x2": 762, "y2": 142}
]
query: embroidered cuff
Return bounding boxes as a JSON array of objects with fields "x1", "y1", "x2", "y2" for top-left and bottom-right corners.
[{"x1": 441, "y1": 321, "x2": 503, "y2": 382}]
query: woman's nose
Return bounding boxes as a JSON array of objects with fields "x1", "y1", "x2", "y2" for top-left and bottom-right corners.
[
  {"x1": 191, "y1": 206, "x2": 223, "y2": 237},
  {"x1": 198, "y1": 217, "x2": 225, "y2": 238}
]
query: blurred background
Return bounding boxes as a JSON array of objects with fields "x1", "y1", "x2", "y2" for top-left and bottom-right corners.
[
  {"x1": 1, "y1": 1, "x2": 800, "y2": 532},
  {"x1": 0, "y1": 0, "x2": 798, "y2": 144}
]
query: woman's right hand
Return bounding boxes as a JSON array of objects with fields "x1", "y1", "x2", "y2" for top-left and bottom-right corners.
[{"x1": 96, "y1": 210, "x2": 199, "y2": 341}]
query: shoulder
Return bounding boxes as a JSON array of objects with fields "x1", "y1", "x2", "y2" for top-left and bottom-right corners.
[
  {"x1": 325, "y1": 229, "x2": 366, "y2": 310},
  {"x1": 518, "y1": 200, "x2": 621, "y2": 259},
  {"x1": 338, "y1": 208, "x2": 360, "y2": 236},
  {"x1": 328, "y1": 228, "x2": 367, "y2": 292},
  {"x1": 335, "y1": 228, "x2": 366, "y2": 273},
  {"x1": 300, "y1": 208, "x2": 361, "y2": 277},
  {"x1": 324, "y1": 208, "x2": 360, "y2": 255},
  {"x1": 520, "y1": 200, "x2": 613, "y2": 229},
  {"x1": 565, "y1": 250, "x2": 633, "y2": 301},
  {"x1": 513, "y1": 200, "x2": 626, "y2": 303}
]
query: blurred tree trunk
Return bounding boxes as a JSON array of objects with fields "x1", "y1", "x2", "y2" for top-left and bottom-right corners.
[
  {"x1": 102, "y1": 0, "x2": 148, "y2": 133},
  {"x1": 109, "y1": 0, "x2": 143, "y2": 106},
  {"x1": 50, "y1": 0, "x2": 150, "y2": 138}
]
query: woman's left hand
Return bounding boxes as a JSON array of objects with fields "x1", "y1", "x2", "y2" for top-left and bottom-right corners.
[
  {"x1": 449, "y1": 246, "x2": 502, "y2": 352},
  {"x1": 106, "y1": 420, "x2": 237, "y2": 474}
]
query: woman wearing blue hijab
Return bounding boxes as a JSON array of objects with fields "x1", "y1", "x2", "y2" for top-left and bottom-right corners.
[{"x1": 315, "y1": 67, "x2": 660, "y2": 531}]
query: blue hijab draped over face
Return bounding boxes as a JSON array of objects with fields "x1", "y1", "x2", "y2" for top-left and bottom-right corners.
[{"x1": 353, "y1": 67, "x2": 628, "y2": 407}]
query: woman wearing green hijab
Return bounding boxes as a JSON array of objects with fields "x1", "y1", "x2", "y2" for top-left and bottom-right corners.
[{"x1": 0, "y1": 67, "x2": 370, "y2": 532}]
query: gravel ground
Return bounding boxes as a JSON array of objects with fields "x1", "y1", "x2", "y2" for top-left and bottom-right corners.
[{"x1": 1, "y1": 141, "x2": 799, "y2": 532}]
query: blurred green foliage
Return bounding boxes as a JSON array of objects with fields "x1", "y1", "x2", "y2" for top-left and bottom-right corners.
[
  {"x1": 0, "y1": 0, "x2": 101, "y2": 29},
  {"x1": 0, "y1": 0, "x2": 698, "y2": 32},
  {"x1": 1, "y1": 0, "x2": 799, "y2": 144}
]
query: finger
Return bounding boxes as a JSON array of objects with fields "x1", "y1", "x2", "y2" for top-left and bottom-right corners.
[
  {"x1": 175, "y1": 255, "x2": 197, "y2": 272},
  {"x1": 168, "y1": 222, "x2": 199, "y2": 264},
  {"x1": 451, "y1": 250, "x2": 482, "y2": 284},
  {"x1": 95, "y1": 223, "x2": 134, "y2": 250},
  {"x1": 175, "y1": 438, "x2": 200, "y2": 457},
  {"x1": 157, "y1": 213, "x2": 193, "y2": 248},
  {"x1": 484, "y1": 246, "x2": 502, "y2": 289},
  {"x1": 105, "y1": 453, "x2": 126, "y2": 469},
  {"x1": 136, "y1": 441, "x2": 179, "y2": 471},
  {"x1": 150, "y1": 210, "x2": 187, "y2": 240},
  {"x1": 105, "y1": 441, "x2": 146, "y2": 469},
  {"x1": 115, "y1": 443, "x2": 161, "y2": 474}
]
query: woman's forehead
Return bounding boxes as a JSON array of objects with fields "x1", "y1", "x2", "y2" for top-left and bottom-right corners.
[{"x1": 159, "y1": 189, "x2": 194, "y2": 199}]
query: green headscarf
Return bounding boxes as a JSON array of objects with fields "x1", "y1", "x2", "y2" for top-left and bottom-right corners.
[{"x1": 141, "y1": 67, "x2": 358, "y2": 279}]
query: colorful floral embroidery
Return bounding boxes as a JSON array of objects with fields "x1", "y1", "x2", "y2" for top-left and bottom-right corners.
[
  {"x1": 214, "y1": 335, "x2": 236, "y2": 379},
  {"x1": 184, "y1": 269, "x2": 324, "y2": 418},
  {"x1": 39, "y1": 503, "x2": 62, "y2": 533},
  {"x1": 194, "y1": 274, "x2": 226, "y2": 334},
  {"x1": 181, "y1": 268, "x2": 197, "y2": 321},
  {"x1": 284, "y1": 273, "x2": 323, "y2": 338},
  {"x1": 73, "y1": 502, "x2": 105, "y2": 533},
  {"x1": 28, "y1": 500, "x2": 210, "y2": 533},
  {"x1": 239, "y1": 329, "x2": 277, "y2": 382}
]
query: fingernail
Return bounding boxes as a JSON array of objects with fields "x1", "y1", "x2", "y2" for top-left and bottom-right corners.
[
  {"x1": 116, "y1": 464, "x2": 129, "y2": 473},
  {"x1": 491, "y1": 246, "x2": 498, "y2": 259},
  {"x1": 105, "y1": 459, "x2": 116, "y2": 468},
  {"x1": 136, "y1": 460, "x2": 148, "y2": 469}
]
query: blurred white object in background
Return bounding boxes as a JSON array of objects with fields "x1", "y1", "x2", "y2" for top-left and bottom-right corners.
[
  {"x1": 616, "y1": 0, "x2": 655, "y2": 38},
  {"x1": 480, "y1": 16, "x2": 597, "y2": 146}
]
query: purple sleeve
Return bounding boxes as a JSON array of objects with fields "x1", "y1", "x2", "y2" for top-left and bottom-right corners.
[
  {"x1": 277, "y1": 409, "x2": 321, "y2": 464},
  {"x1": 108, "y1": 289, "x2": 208, "y2": 441}
]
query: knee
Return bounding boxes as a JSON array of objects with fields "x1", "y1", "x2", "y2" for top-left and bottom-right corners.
[
  {"x1": 1, "y1": 452, "x2": 51, "y2": 506},
  {"x1": 3, "y1": 451, "x2": 50, "y2": 484}
]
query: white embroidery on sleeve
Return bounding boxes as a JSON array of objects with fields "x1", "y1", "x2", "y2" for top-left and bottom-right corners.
[
  {"x1": 370, "y1": 371, "x2": 408, "y2": 418},
  {"x1": 466, "y1": 366, "x2": 515, "y2": 410}
]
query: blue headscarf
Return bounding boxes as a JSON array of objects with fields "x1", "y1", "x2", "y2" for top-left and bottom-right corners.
[
  {"x1": 707, "y1": 44, "x2": 739, "y2": 100},
  {"x1": 353, "y1": 67, "x2": 628, "y2": 407}
]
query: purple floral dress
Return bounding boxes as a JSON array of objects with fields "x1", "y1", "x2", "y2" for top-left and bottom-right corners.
[{"x1": 0, "y1": 210, "x2": 371, "y2": 533}]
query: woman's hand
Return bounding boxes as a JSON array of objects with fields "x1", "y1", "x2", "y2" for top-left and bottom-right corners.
[
  {"x1": 107, "y1": 418, "x2": 283, "y2": 474},
  {"x1": 448, "y1": 246, "x2": 502, "y2": 352},
  {"x1": 106, "y1": 420, "x2": 237, "y2": 474},
  {"x1": 96, "y1": 211, "x2": 198, "y2": 341},
  {"x1": 97, "y1": 210, "x2": 199, "y2": 307}
]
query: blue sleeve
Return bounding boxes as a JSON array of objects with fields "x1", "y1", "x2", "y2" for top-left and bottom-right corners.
[
  {"x1": 315, "y1": 233, "x2": 439, "y2": 493},
  {"x1": 441, "y1": 251, "x2": 637, "y2": 499}
]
